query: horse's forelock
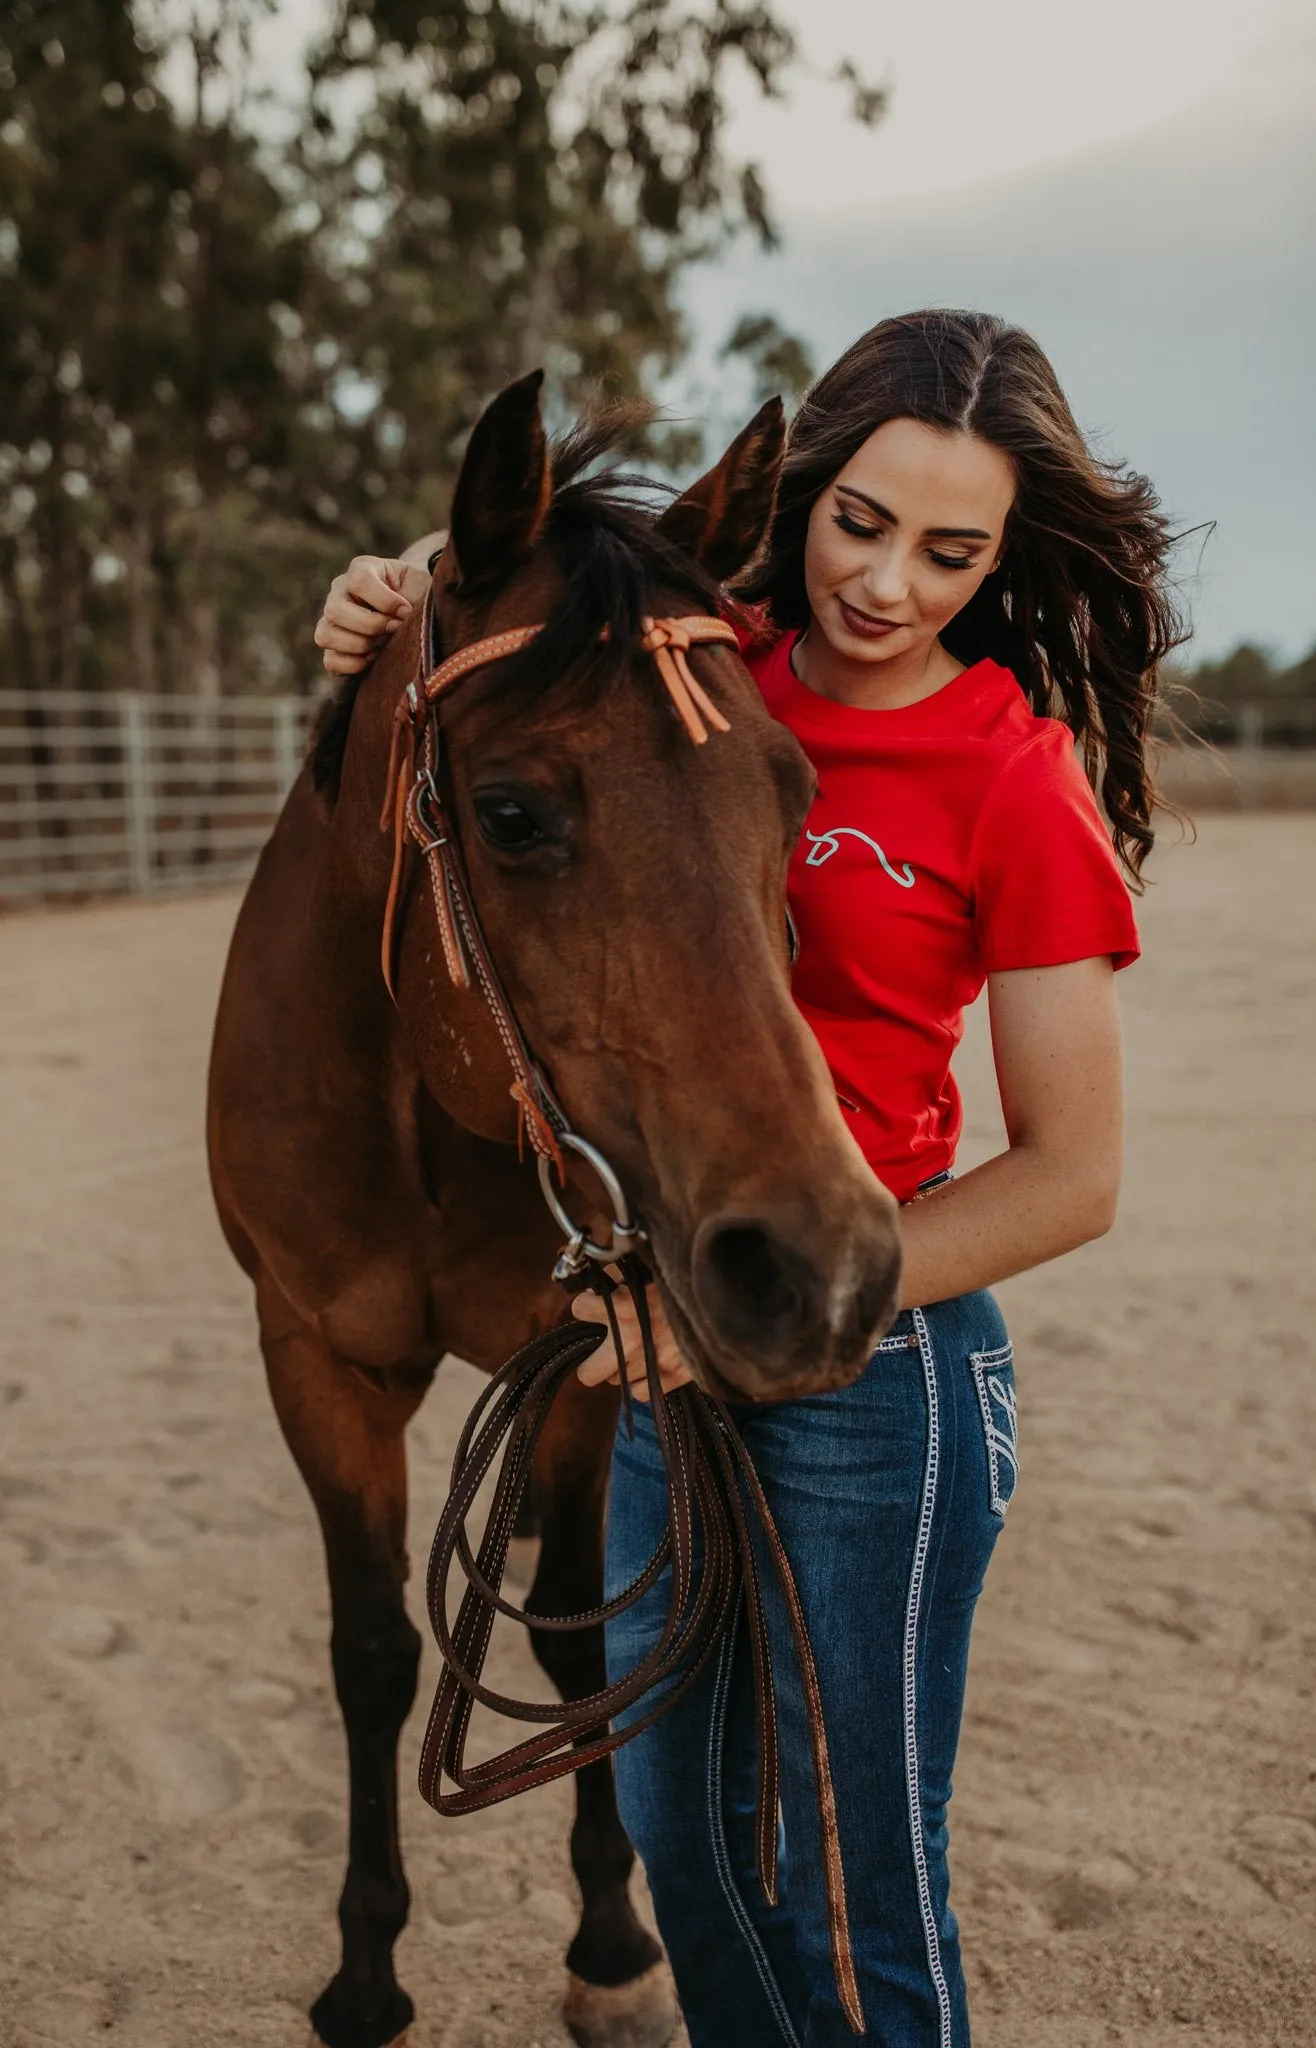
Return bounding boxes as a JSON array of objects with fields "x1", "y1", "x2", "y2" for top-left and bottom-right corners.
[
  {"x1": 466, "y1": 411, "x2": 726, "y2": 727},
  {"x1": 310, "y1": 400, "x2": 724, "y2": 799},
  {"x1": 547, "y1": 395, "x2": 658, "y2": 492}
]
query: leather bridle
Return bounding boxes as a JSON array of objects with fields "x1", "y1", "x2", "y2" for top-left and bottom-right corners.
[
  {"x1": 380, "y1": 587, "x2": 865, "y2": 2034},
  {"x1": 379, "y1": 588, "x2": 742, "y2": 1202}
]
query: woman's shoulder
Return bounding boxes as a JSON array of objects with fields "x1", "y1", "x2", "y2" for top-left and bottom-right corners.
[{"x1": 960, "y1": 662, "x2": 1083, "y2": 763}]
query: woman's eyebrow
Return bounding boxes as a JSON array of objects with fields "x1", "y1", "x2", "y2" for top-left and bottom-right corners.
[{"x1": 835, "y1": 483, "x2": 991, "y2": 541}]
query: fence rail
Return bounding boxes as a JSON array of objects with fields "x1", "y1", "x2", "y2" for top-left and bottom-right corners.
[{"x1": 0, "y1": 690, "x2": 315, "y2": 902}]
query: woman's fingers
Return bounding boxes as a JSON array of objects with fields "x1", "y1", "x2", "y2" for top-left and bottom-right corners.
[
  {"x1": 570, "y1": 1292, "x2": 617, "y2": 1386},
  {"x1": 570, "y1": 1288, "x2": 695, "y2": 1399},
  {"x1": 574, "y1": 1351, "x2": 622, "y2": 1391},
  {"x1": 313, "y1": 622, "x2": 391, "y2": 663},
  {"x1": 321, "y1": 646, "x2": 376, "y2": 677},
  {"x1": 315, "y1": 558, "x2": 419, "y2": 678},
  {"x1": 321, "y1": 594, "x2": 407, "y2": 640},
  {"x1": 343, "y1": 556, "x2": 415, "y2": 617}
]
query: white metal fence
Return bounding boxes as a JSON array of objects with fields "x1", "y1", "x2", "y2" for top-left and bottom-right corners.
[
  {"x1": 1163, "y1": 699, "x2": 1316, "y2": 749},
  {"x1": 2, "y1": 689, "x2": 1314, "y2": 907},
  {"x1": 0, "y1": 691, "x2": 315, "y2": 903}
]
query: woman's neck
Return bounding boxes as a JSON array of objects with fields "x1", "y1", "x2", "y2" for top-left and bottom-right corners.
[{"x1": 791, "y1": 628, "x2": 965, "y2": 710}]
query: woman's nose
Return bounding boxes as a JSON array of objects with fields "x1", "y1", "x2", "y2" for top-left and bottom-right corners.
[{"x1": 861, "y1": 549, "x2": 913, "y2": 609}]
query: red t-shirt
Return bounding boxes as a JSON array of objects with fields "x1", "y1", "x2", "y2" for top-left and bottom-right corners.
[{"x1": 746, "y1": 630, "x2": 1140, "y2": 1203}]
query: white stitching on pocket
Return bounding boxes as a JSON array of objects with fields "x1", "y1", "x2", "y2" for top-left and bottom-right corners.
[{"x1": 970, "y1": 1342, "x2": 1018, "y2": 1519}]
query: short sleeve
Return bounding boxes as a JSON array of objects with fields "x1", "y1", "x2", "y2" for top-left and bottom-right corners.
[{"x1": 971, "y1": 725, "x2": 1140, "y2": 973}]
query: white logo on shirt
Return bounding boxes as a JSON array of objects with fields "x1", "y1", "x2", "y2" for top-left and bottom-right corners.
[{"x1": 804, "y1": 828, "x2": 916, "y2": 889}]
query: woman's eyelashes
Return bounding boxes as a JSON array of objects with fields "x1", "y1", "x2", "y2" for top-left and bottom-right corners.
[{"x1": 832, "y1": 512, "x2": 978, "y2": 572}]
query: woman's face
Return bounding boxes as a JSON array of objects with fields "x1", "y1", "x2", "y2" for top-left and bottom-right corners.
[{"x1": 803, "y1": 417, "x2": 1016, "y2": 669}]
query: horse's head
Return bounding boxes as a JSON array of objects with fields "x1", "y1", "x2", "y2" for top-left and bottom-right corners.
[{"x1": 348, "y1": 371, "x2": 901, "y2": 1401}]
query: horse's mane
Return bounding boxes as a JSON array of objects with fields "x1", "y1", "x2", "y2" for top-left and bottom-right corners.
[{"x1": 310, "y1": 402, "x2": 724, "y2": 802}]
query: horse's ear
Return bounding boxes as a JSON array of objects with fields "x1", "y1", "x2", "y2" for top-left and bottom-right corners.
[
  {"x1": 447, "y1": 369, "x2": 552, "y2": 588},
  {"x1": 655, "y1": 396, "x2": 785, "y2": 582}
]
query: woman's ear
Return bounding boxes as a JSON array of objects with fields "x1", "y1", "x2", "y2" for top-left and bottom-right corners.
[{"x1": 655, "y1": 397, "x2": 786, "y2": 582}]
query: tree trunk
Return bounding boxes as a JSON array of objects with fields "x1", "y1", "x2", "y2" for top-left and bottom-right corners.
[
  {"x1": 191, "y1": 494, "x2": 221, "y2": 702},
  {"x1": 126, "y1": 501, "x2": 159, "y2": 696},
  {"x1": 50, "y1": 491, "x2": 84, "y2": 695}
]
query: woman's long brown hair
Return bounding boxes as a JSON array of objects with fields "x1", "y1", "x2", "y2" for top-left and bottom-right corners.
[{"x1": 736, "y1": 309, "x2": 1184, "y2": 882}]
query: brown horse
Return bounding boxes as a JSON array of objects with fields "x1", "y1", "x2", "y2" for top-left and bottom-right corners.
[{"x1": 207, "y1": 372, "x2": 901, "y2": 2048}]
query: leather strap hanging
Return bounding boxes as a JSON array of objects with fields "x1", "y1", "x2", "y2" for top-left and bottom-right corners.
[{"x1": 417, "y1": 1259, "x2": 863, "y2": 2035}]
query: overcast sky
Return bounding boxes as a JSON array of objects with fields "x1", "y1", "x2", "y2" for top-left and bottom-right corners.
[
  {"x1": 719, "y1": 0, "x2": 1311, "y2": 205},
  {"x1": 254, "y1": 0, "x2": 1314, "y2": 658},
  {"x1": 685, "y1": 1, "x2": 1316, "y2": 658}
]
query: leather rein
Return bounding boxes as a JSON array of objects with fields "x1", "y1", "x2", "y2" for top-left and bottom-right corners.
[{"x1": 379, "y1": 588, "x2": 865, "y2": 2035}]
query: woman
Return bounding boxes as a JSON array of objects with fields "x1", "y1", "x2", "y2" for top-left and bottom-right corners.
[{"x1": 314, "y1": 310, "x2": 1178, "y2": 2047}]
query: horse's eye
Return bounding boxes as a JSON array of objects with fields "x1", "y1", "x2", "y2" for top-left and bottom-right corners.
[{"x1": 474, "y1": 795, "x2": 543, "y2": 852}]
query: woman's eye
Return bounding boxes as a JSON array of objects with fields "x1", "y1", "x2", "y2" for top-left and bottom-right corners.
[
  {"x1": 928, "y1": 550, "x2": 974, "y2": 571},
  {"x1": 474, "y1": 796, "x2": 543, "y2": 851},
  {"x1": 833, "y1": 512, "x2": 879, "y2": 540}
]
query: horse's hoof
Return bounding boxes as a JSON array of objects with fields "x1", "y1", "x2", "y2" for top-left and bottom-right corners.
[
  {"x1": 563, "y1": 1962, "x2": 680, "y2": 2048},
  {"x1": 310, "y1": 1973, "x2": 414, "y2": 2048}
]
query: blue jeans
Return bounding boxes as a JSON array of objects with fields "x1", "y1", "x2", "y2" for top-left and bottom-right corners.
[{"x1": 604, "y1": 1290, "x2": 1018, "y2": 2047}]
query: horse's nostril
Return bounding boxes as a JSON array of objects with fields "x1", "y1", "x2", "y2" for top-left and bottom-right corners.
[
  {"x1": 707, "y1": 1224, "x2": 800, "y2": 1321},
  {"x1": 693, "y1": 1217, "x2": 809, "y2": 1354}
]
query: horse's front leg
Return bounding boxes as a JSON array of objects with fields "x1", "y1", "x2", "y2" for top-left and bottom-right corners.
[
  {"x1": 258, "y1": 1275, "x2": 428, "y2": 2048},
  {"x1": 525, "y1": 1375, "x2": 679, "y2": 2048}
]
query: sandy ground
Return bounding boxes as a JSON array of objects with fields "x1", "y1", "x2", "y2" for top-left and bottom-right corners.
[{"x1": 1, "y1": 814, "x2": 1313, "y2": 2048}]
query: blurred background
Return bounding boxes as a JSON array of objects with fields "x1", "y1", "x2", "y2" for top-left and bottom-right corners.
[
  {"x1": 2, "y1": 12, "x2": 1314, "y2": 2046},
  {"x1": 2, "y1": 0, "x2": 1312, "y2": 708}
]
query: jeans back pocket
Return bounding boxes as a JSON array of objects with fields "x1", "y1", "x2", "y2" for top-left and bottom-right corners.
[{"x1": 970, "y1": 1342, "x2": 1018, "y2": 1519}]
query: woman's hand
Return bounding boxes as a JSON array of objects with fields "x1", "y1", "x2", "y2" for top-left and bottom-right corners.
[
  {"x1": 573, "y1": 1280, "x2": 695, "y2": 1400},
  {"x1": 314, "y1": 555, "x2": 432, "y2": 677}
]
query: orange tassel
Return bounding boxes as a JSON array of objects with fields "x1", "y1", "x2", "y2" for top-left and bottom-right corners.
[
  {"x1": 510, "y1": 1078, "x2": 565, "y2": 1180},
  {"x1": 641, "y1": 617, "x2": 733, "y2": 744},
  {"x1": 379, "y1": 694, "x2": 415, "y2": 834}
]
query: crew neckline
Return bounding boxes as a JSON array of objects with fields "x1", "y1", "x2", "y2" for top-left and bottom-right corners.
[{"x1": 768, "y1": 630, "x2": 1003, "y2": 732}]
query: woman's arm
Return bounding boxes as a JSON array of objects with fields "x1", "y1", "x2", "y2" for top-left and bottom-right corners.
[
  {"x1": 576, "y1": 954, "x2": 1124, "y2": 1392},
  {"x1": 896, "y1": 955, "x2": 1123, "y2": 1308},
  {"x1": 313, "y1": 530, "x2": 447, "y2": 677}
]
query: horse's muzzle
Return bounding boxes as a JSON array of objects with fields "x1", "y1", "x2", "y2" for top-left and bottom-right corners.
[{"x1": 687, "y1": 1202, "x2": 902, "y2": 1401}]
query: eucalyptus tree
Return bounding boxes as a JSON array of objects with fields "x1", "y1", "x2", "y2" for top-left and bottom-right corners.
[{"x1": 0, "y1": 0, "x2": 882, "y2": 698}]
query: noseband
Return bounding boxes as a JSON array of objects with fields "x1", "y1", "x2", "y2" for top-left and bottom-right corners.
[{"x1": 378, "y1": 586, "x2": 866, "y2": 2034}]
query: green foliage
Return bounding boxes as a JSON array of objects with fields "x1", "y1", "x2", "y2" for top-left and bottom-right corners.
[
  {"x1": 720, "y1": 312, "x2": 814, "y2": 405},
  {"x1": 1170, "y1": 641, "x2": 1316, "y2": 704},
  {"x1": 0, "y1": 0, "x2": 325, "y2": 696},
  {"x1": 0, "y1": 0, "x2": 880, "y2": 699}
]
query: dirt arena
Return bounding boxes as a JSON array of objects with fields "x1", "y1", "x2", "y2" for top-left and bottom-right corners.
[{"x1": 1, "y1": 814, "x2": 1313, "y2": 2048}]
